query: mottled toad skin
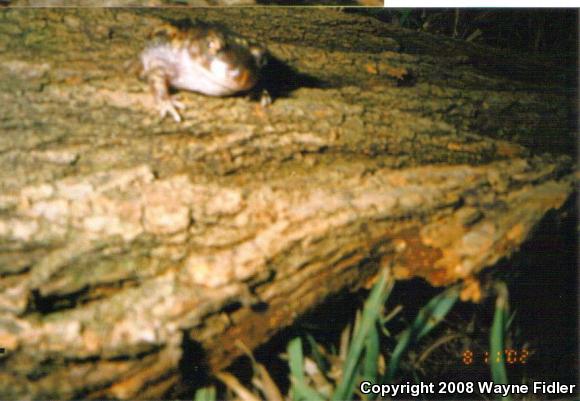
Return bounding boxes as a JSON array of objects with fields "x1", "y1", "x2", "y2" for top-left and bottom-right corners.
[{"x1": 141, "y1": 21, "x2": 268, "y2": 122}]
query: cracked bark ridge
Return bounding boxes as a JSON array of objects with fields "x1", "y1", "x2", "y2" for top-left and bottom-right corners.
[{"x1": 0, "y1": 8, "x2": 575, "y2": 400}]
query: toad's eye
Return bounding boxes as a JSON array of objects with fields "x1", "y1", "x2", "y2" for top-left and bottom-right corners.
[
  {"x1": 250, "y1": 46, "x2": 267, "y2": 68},
  {"x1": 207, "y1": 35, "x2": 225, "y2": 54}
]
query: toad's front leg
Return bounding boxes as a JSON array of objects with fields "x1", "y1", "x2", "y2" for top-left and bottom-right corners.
[{"x1": 145, "y1": 66, "x2": 185, "y2": 123}]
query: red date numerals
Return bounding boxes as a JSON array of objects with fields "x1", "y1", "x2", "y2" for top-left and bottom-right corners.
[{"x1": 462, "y1": 349, "x2": 529, "y2": 365}]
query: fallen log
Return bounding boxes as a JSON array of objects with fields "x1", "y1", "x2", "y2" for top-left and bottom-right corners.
[{"x1": 0, "y1": 8, "x2": 575, "y2": 399}]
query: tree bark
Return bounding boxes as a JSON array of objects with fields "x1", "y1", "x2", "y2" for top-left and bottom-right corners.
[{"x1": 0, "y1": 8, "x2": 575, "y2": 400}]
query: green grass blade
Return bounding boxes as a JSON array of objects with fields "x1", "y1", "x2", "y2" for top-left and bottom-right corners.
[
  {"x1": 385, "y1": 329, "x2": 412, "y2": 383},
  {"x1": 490, "y1": 282, "x2": 511, "y2": 401},
  {"x1": 290, "y1": 377, "x2": 327, "y2": 401},
  {"x1": 332, "y1": 270, "x2": 393, "y2": 401},
  {"x1": 193, "y1": 386, "x2": 216, "y2": 401},
  {"x1": 362, "y1": 322, "x2": 380, "y2": 384},
  {"x1": 288, "y1": 337, "x2": 305, "y2": 382},
  {"x1": 414, "y1": 285, "x2": 461, "y2": 341},
  {"x1": 287, "y1": 337, "x2": 325, "y2": 401},
  {"x1": 306, "y1": 334, "x2": 329, "y2": 372},
  {"x1": 385, "y1": 285, "x2": 460, "y2": 382}
]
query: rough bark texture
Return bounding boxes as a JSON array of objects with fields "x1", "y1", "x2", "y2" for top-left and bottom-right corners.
[
  {"x1": 8, "y1": 0, "x2": 257, "y2": 5},
  {"x1": 4, "y1": 0, "x2": 384, "y2": 6},
  {"x1": 0, "y1": 8, "x2": 575, "y2": 400}
]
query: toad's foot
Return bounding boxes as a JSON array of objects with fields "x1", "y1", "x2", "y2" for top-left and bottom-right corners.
[
  {"x1": 157, "y1": 97, "x2": 185, "y2": 122},
  {"x1": 259, "y1": 89, "x2": 272, "y2": 108}
]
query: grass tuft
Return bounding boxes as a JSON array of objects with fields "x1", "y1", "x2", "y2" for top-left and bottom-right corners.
[
  {"x1": 490, "y1": 281, "x2": 511, "y2": 401},
  {"x1": 385, "y1": 284, "x2": 460, "y2": 382}
]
